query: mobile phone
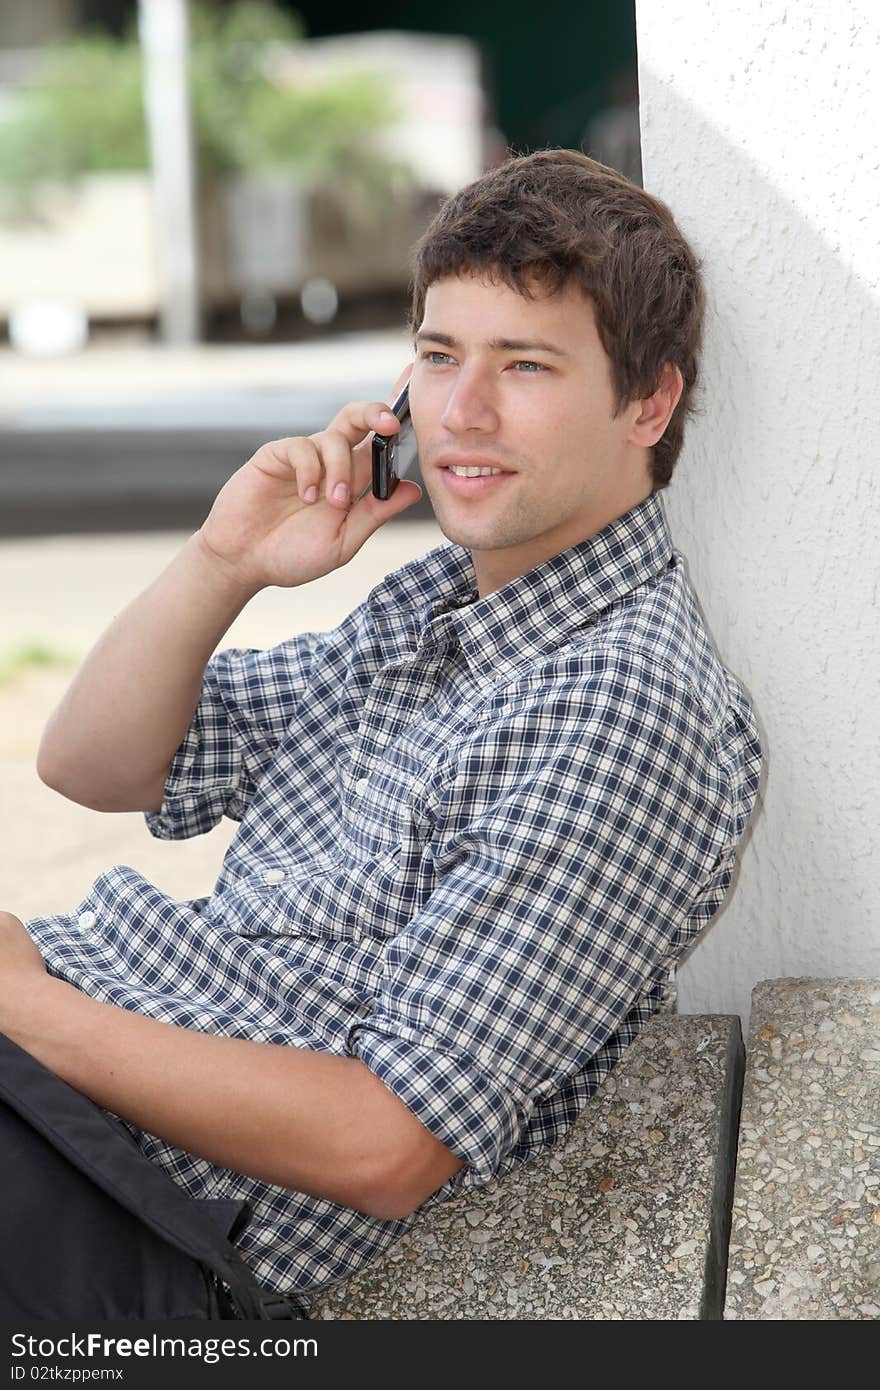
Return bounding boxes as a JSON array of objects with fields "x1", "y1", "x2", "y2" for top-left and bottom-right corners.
[{"x1": 371, "y1": 382, "x2": 418, "y2": 499}]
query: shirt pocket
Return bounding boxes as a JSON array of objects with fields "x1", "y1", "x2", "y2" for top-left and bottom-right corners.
[
  {"x1": 309, "y1": 842, "x2": 407, "y2": 943},
  {"x1": 226, "y1": 842, "x2": 408, "y2": 945}
]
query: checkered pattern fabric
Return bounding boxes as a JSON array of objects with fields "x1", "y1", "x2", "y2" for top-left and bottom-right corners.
[{"x1": 26, "y1": 493, "x2": 762, "y2": 1300}]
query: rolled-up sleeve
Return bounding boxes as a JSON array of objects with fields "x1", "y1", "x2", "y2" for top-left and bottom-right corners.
[
  {"x1": 349, "y1": 649, "x2": 737, "y2": 1185},
  {"x1": 145, "y1": 616, "x2": 355, "y2": 840}
]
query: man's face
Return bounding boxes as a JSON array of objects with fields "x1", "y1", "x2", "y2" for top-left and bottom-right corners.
[{"x1": 408, "y1": 271, "x2": 653, "y2": 596}]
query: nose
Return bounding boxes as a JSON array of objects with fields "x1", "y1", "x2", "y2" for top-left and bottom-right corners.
[{"x1": 439, "y1": 367, "x2": 500, "y2": 436}]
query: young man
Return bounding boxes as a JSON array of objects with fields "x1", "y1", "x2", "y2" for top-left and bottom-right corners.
[{"x1": 0, "y1": 150, "x2": 761, "y2": 1308}]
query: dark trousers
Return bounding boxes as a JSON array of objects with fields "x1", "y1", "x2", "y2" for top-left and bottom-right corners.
[{"x1": 0, "y1": 1032, "x2": 302, "y2": 1320}]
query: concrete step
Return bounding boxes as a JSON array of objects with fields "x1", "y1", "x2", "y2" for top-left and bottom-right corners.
[
  {"x1": 725, "y1": 977, "x2": 880, "y2": 1320},
  {"x1": 310, "y1": 1014, "x2": 744, "y2": 1320}
]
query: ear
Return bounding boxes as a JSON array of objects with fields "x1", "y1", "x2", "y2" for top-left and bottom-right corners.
[{"x1": 627, "y1": 364, "x2": 684, "y2": 448}]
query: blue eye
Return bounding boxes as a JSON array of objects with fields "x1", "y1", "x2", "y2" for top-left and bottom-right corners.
[
  {"x1": 514, "y1": 360, "x2": 546, "y2": 373},
  {"x1": 424, "y1": 351, "x2": 454, "y2": 365}
]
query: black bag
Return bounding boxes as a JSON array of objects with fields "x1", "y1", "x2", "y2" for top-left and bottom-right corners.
[{"x1": 0, "y1": 1032, "x2": 304, "y2": 1320}]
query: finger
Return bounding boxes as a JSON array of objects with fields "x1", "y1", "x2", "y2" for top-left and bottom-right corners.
[
  {"x1": 256, "y1": 436, "x2": 324, "y2": 502},
  {"x1": 357, "y1": 360, "x2": 414, "y2": 447},
  {"x1": 324, "y1": 399, "x2": 402, "y2": 452},
  {"x1": 315, "y1": 427, "x2": 358, "y2": 509},
  {"x1": 286, "y1": 437, "x2": 323, "y2": 503},
  {"x1": 349, "y1": 360, "x2": 417, "y2": 490},
  {"x1": 341, "y1": 478, "x2": 424, "y2": 555},
  {"x1": 350, "y1": 361, "x2": 415, "y2": 458}
]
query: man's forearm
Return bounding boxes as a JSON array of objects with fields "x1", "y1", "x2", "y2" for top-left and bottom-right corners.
[
  {"x1": 36, "y1": 533, "x2": 258, "y2": 813},
  {"x1": 35, "y1": 393, "x2": 419, "y2": 815},
  {"x1": 6, "y1": 973, "x2": 460, "y2": 1220}
]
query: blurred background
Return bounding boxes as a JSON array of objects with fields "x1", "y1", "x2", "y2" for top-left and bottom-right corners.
[
  {"x1": 0, "y1": 0, "x2": 638, "y2": 919},
  {"x1": 0, "y1": 0, "x2": 639, "y2": 534}
]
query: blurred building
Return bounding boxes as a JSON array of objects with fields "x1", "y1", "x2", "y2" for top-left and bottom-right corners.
[
  {"x1": 0, "y1": 1, "x2": 639, "y2": 342},
  {"x1": 0, "y1": 4, "x2": 492, "y2": 339}
]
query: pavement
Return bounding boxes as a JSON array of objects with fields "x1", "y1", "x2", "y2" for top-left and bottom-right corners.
[{"x1": 0, "y1": 330, "x2": 444, "y2": 925}]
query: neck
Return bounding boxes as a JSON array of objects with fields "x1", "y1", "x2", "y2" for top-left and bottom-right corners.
[{"x1": 471, "y1": 481, "x2": 654, "y2": 598}]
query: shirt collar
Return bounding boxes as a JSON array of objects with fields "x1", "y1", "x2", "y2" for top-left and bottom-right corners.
[{"x1": 369, "y1": 492, "x2": 674, "y2": 684}]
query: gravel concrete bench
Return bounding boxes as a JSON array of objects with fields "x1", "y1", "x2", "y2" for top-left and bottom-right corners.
[
  {"x1": 311, "y1": 1014, "x2": 744, "y2": 1320},
  {"x1": 725, "y1": 978, "x2": 880, "y2": 1320}
]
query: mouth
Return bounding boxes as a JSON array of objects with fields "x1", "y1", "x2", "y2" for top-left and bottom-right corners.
[{"x1": 434, "y1": 454, "x2": 515, "y2": 498}]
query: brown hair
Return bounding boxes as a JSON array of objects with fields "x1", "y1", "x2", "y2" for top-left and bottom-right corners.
[{"x1": 409, "y1": 148, "x2": 705, "y2": 490}]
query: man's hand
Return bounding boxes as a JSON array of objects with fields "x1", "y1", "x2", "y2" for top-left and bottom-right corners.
[
  {"x1": 35, "y1": 365, "x2": 423, "y2": 814},
  {"x1": 198, "y1": 365, "x2": 421, "y2": 596}
]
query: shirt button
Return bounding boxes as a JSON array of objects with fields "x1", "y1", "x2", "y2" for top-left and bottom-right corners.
[
  {"x1": 262, "y1": 868, "x2": 286, "y2": 885},
  {"x1": 355, "y1": 777, "x2": 369, "y2": 795},
  {"x1": 77, "y1": 910, "x2": 97, "y2": 931}
]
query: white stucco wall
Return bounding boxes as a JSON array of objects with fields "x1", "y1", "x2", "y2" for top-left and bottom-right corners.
[{"x1": 635, "y1": 0, "x2": 880, "y2": 1023}]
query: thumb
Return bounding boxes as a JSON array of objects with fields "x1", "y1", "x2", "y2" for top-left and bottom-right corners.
[{"x1": 341, "y1": 479, "x2": 424, "y2": 555}]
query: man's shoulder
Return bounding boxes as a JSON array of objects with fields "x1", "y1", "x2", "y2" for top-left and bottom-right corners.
[
  {"x1": 483, "y1": 556, "x2": 734, "y2": 729},
  {"x1": 574, "y1": 556, "x2": 757, "y2": 749},
  {"x1": 600, "y1": 552, "x2": 712, "y2": 680}
]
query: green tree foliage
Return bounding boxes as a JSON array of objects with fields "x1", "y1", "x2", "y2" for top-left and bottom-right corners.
[{"x1": 0, "y1": 2, "x2": 398, "y2": 220}]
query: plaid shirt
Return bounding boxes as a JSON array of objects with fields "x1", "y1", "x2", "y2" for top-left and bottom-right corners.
[{"x1": 27, "y1": 493, "x2": 762, "y2": 1300}]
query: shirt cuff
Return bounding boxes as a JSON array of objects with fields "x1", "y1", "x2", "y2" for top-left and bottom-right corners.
[
  {"x1": 348, "y1": 1019, "x2": 524, "y2": 1187},
  {"x1": 143, "y1": 722, "x2": 227, "y2": 840}
]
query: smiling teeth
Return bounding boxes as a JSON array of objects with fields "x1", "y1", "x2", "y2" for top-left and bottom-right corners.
[{"x1": 448, "y1": 465, "x2": 503, "y2": 476}]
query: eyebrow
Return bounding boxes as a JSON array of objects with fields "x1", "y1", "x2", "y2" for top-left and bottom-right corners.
[{"x1": 414, "y1": 329, "x2": 571, "y2": 358}]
